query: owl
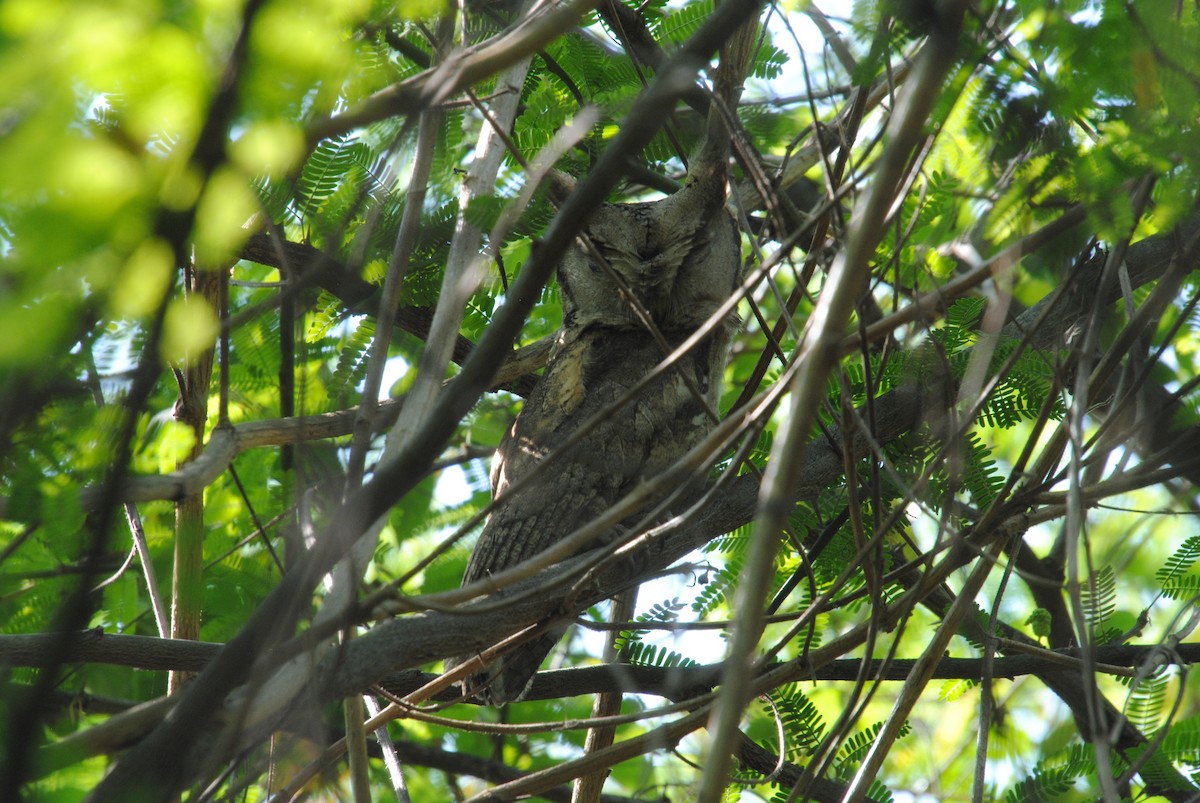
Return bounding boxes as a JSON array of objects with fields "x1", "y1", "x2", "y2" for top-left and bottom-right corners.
[{"x1": 448, "y1": 170, "x2": 742, "y2": 704}]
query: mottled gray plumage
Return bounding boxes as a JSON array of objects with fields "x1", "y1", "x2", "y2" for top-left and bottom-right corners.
[{"x1": 448, "y1": 170, "x2": 742, "y2": 704}]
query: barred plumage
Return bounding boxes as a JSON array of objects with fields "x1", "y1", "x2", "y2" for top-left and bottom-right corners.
[{"x1": 448, "y1": 172, "x2": 742, "y2": 704}]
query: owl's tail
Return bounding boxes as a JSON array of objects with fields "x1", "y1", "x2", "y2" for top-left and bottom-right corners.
[{"x1": 450, "y1": 627, "x2": 566, "y2": 706}]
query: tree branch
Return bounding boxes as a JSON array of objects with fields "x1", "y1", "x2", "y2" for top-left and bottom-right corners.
[
  {"x1": 241, "y1": 235, "x2": 494, "y2": 377},
  {"x1": 307, "y1": 0, "x2": 600, "y2": 143},
  {"x1": 17, "y1": 628, "x2": 1191, "y2": 688}
]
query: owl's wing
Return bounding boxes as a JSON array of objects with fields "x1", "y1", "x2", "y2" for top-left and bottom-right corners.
[{"x1": 450, "y1": 326, "x2": 718, "y2": 703}]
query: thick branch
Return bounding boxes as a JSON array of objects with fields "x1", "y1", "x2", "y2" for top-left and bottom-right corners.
[{"x1": 10, "y1": 628, "x2": 1192, "y2": 683}]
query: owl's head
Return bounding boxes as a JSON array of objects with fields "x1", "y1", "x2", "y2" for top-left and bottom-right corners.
[{"x1": 558, "y1": 173, "x2": 741, "y2": 336}]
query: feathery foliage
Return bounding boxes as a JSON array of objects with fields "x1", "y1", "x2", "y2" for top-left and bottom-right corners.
[{"x1": 2, "y1": 0, "x2": 1200, "y2": 801}]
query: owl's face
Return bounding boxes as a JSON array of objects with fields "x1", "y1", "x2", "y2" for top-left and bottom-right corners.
[{"x1": 558, "y1": 177, "x2": 741, "y2": 335}]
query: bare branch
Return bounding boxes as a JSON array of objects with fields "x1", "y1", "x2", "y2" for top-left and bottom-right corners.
[
  {"x1": 308, "y1": 0, "x2": 599, "y2": 143},
  {"x1": 11, "y1": 627, "x2": 1193, "y2": 683}
]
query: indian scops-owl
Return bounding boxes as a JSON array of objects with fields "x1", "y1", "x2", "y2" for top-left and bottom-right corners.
[{"x1": 448, "y1": 170, "x2": 742, "y2": 704}]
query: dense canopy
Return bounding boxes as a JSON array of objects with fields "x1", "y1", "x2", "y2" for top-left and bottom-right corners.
[{"x1": 2, "y1": 0, "x2": 1200, "y2": 801}]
